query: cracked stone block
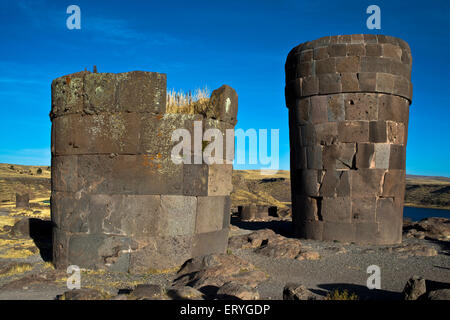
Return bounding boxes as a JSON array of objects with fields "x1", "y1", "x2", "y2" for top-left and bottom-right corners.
[
  {"x1": 293, "y1": 195, "x2": 319, "y2": 221},
  {"x1": 315, "y1": 122, "x2": 338, "y2": 145},
  {"x1": 320, "y1": 170, "x2": 350, "y2": 197},
  {"x1": 382, "y1": 170, "x2": 405, "y2": 197},
  {"x1": 323, "y1": 143, "x2": 355, "y2": 170}
]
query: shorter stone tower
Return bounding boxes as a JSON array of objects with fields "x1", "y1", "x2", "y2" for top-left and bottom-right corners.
[{"x1": 51, "y1": 70, "x2": 237, "y2": 272}]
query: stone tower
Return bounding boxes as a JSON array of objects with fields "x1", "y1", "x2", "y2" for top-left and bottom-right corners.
[
  {"x1": 285, "y1": 35, "x2": 412, "y2": 244},
  {"x1": 51, "y1": 70, "x2": 237, "y2": 272}
]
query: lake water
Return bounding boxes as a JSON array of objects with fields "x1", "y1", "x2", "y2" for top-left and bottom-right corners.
[{"x1": 403, "y1": 206, "x2": 450, "y2": 221}]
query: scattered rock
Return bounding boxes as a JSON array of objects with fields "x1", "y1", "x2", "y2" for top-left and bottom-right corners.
[
  {"x1": 427, "y1": 289, "x2": 450, "y2": 300},
  {"x1": 283, "y1": 283, "x2": 319, "y2": 300},
  {"x1": 58, "y1": 288, "x2": 110, "y2": 300},
  {"x1": 403, "y1": 276, "x2": 427, "y2": 300},
  {"x1": 10, "y1": 218, "x2": 31, "y2": 238},
  {"x1": 393, "y1": 244, "x2": 438, "y2": 257},
  {"x1": 15, "y1": 193, "x2": 29, "y2": 208},
  {"x1": 130, "y1": 284, "x2": 167, "y2": 300},
  {"x1": 404, "y1": 218, "x2": 450, "y2": 241},
  {"x1": 173, "y1": 254, "x2": 266, "y2": 296},
  {"x1": 216, "y1": 281, "x2": 260, "y2": 300},
  {"x1": 167, "y1": 286, "x2": 205, "y2": 300},
  {"x1": 295, "y1": 251, "x2": 320, "y2": 261}
]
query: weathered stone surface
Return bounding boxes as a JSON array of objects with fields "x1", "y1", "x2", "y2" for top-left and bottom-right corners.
[
  {"x1": 191, "y1": 229, "x2": 228, "y2": 258},
  {"x1": 195, "y1": 196, "x2": 229, "y2": 233},
  {"x1": 321, "y1": 197, "x2": 351, "y2": 223},
  {"x1": 167, "y1": 286, "x2": 205, "y2": 300},
  {"x1": 130, "y1": 284, "x2": 167, "y2": 300},
  {"x1": 58, "y1": 288, "x2": 110, "y2": 300},
  {"x1": 241, "y1": 204, "x2": 257, "y2": 221},
  {"x1": 427, "y1": 289, "x2": 450, "y2": 300},
  {"x1": 206, "y1": 85, "x2": 238, "y2": 124}
]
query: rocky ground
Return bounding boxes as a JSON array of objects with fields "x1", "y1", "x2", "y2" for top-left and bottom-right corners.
[{"x1": 0, "y1": 207, "x2": 448, "y2": 300}]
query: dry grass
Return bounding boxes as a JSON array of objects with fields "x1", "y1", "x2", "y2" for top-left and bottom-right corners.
[
  {"x1": 325, "y1": 289, "x2": 359, "y2": 300},
  {"x1": 0, "y1": 262, "x2": 33, "y2": 277},
  {"x1": 166, "y1": 87, "x2": 210, "y2": 114}
]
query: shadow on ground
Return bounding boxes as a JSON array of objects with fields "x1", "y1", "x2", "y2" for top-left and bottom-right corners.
[
  {"x1": 312, "y1": 283, "x2": 403, "y2": 301},
  {"x1": 28, "y1": 218, "x2": 53, "y2": 262}
]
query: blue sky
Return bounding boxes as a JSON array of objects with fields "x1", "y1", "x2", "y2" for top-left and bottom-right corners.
[{"x1": 0, "y1": 0, "x2": 449, "y2": 176}]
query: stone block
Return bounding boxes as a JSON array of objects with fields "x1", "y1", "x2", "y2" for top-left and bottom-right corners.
[
  {"x1": 296, "y1": 62, "x2": 314, "y2": 77},
  {"x1": 294, "y1": 195, "x2": 319, "y2": 221},
  {"x1": 365, "y1": 44, "x2": 382, "y2": 56},
  {"x1": 327, "y1": 94, "x2": 345, "y2": 121},
  {"x1": 51, "y1": 72, "x2": 86, "y2": 118},
  {"x1": 355, "y1": 143, "x2": 375, "y2": 169},
  {"x1": 302, "y1": 76, "x2": 319, "y2": 96},
  {"x1": 390, "y1": 61, "x2": 411, "y2": 79},
  {"x1": 292, "y1": 98, "x2": 310, "y2": 125},
  {"x1": 338, "y1": 121, "x2": 369, "y2": 142},
  {"x1": 52, "y1": 191, "x2": 90, "y2": 233},
  {"x1": 83, "y1": 73, "x2": 119, "y2": 114},
  {"x1": 297, "y1": 49, "x2": 313, "y2": 63},
  {"x1": 117, "y1": 71, "x2": 166, "y2": 114},
  {"x1": 294, "y1": 169, "x2": 323, "y2": 197},
  {"x1": 129, "y1": 235, "x2": 192, "y2": 272},
  {"x1": 360, "y1": 57, "x2": 391, "y2": 73},
  {"x1": 341, "y1": 73, "x2": 360, "y2": 91},
  {"x1": 322, "y1": 197, "x2": 352, "y2": 223},
  {"x1": 350, "y1": 169, "x2": 385, "y2": 197},
  {"x1": 350, "y1": 34, "x2": 364, "y2": 44},
  {"x1": 336, "y1": 56, "x2": 360, "y2": 73},
  {"x1": 389, "y1": 144, "x2": 406, "y2": 169},
  {"x1": 322, "y1": 143, "x2": 356, "y2": 170},
  {"x1": 319, "y1": 73, "x2": 342, "y2": 94},
  {"x1": 369, "y1": 121, "x2": 388, "y2": 143},
  {"x1": 52, "y1": 155, "x2": 79, "y2": 192},
  {"x1": 374, "y1": 143, "x2": 390, "y2": 169},
  {"x1": 88, "y1": 194, "x2": 162, "y2": 237},
  {"x1": 207, "y1": 164, "x2": 233, "y2": 196},
  {"x1": 344, "y1": 93, "x2": 378, "y2": 120},
  {"x1": 376, "y1": 197, "x2": 402, "y2": 244},
  {"x1": 160, "y1": 195, "x2": 197, "y2": 237},
  {"x1": 183, "y1": 164, "x2": 208, "y2": 196},
  {"x1": 346, "y1": 44, "x2": 365, "y2": 56},
  {"x1": 209, "y1": 85, "x2": 239, "y2": 124},
  {"x1": 306, "y1": 145, "x2": 323, "y2": 170},
  {"x1": 355, "y1": 222, "x2": 379, "y2": 244},
  {"x1": 191, "y1": 229, "x2": 228, "y2": 257},
  {"x1": 255, "y1": 205, "x2": 269, "y2": 220},
  {"x1": 351, "y1": 197, "x2": 377, "y2": 222},
  {"x1": 327, "y1": 44, "x2": 347, "y2": 57},
  {"x1": 322, "y1": 222, "x2": 355, "y2": 243},
  {"x1": 378, "y1": 94, "x2": 410, "y2": 124},
  {"x1": 309, "y1": 96, "x2": 328, "y2": 123},
  {"x1": 293, "y1": 145, "x2": 307, "y2": 169},
  {"x1": 68, "y1": 234, "x2": 136, "y2": 272},
  {"x1": 195, "y1": 196, "x2": 229, "y2": 233},
  {"x1": 375, "y1": 73, "x2": 395, "y2": 94},
  {"x1": 320, "y1": 170, "x2": 350, "y2": 197},
  {"x1": 387, "y1": 121, "x2": 405, "y2": 144},
  {"x1": 53, "y1": 228, "x2": 70, "y2": 269},
  {"x1": 313, "y1": 46, "x2": 329, "y2": 60},
  {"x1": 382, "y1": 43, "x2": 402, "y2": 60},
  {"x1": 300, "y1": 124, "x2": 317, "y2": 146},
  {"x1": 316, "y1": 58, "x2": 336, "y2": 74},
  {"x1": 315, "y1": 122, "x2": 338, "y2": 145},
  {"x1": 294, "y1": 220, "x2": 323, "y2": 240},
  {"x1": 358, "y1": 72, "x2": 377, "y2": 91},
  {"x1": 382, "y1": 170, "x2": 405, "y2": 198},
  {"x1": 393, "y1": 75, "x2": 411, "y2": 100}
]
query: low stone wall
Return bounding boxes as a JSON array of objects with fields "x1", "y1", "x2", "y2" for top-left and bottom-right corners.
[
  {"x1": 285, "y1": 34, "x2": 412, "y2": 244},
  {"x1": 51, "y1": 70, "x2": 238, "y2": 272}
]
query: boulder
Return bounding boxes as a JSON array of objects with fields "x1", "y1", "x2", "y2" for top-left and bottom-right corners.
[
  {"x1": 427, "y1": 289, "x2": 450, "y2": 300},
  {"x1": 403, "y1": 276, "x2": 427, "y2": 300},
  {"x1": 216, "y1": 281, "x2": 260, "y2": 300},
  {"x1": 283, "y1": 283, "x2": 319, "y2": 300},
  {"x1": 130, "y1": 284, "x2": 167, "y2": 300}
]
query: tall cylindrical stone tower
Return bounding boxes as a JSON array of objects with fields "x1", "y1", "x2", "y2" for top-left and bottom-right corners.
[
  {"x1": 285, "y1": 35, "x2": 412, "y2": 245},
  {"x1": 51, "y1": 70, "x2": 237, "y2": 272}
]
